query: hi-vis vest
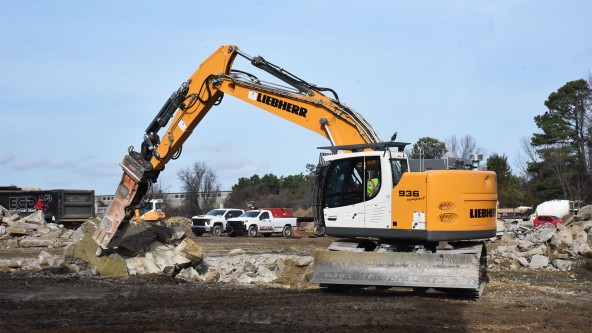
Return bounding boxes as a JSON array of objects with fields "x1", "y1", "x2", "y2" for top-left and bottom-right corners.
[{"x1": 367, "y1": 178, "x2": 379, "y2": 197}]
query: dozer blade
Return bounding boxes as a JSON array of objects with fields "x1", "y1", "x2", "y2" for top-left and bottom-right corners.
[{"x1": 312, "y1": 242, "x2": 486, "y2": 297}]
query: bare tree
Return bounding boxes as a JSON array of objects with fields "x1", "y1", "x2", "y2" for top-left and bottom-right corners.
[
  {"x1": 446, "y1": 135, "x2": 459, "y2": 157},
  {"x1": 178, "y1": 162, "x2": 221, "y2": 216},
  {"x1": 201, "y1": 167, "x2": 221, "y2": 212},
  {"x1": 586, "y1": 72, "x2": 592, "y2": 177},
  {"x1": 150, "y1": 181, "x2": 173, "y2": 212},
  {"x1": 446, "y1": 134, "x2": 484, "y2": 159},
  {"x1": 516, "y1": 136, "x2": 539, "y2": 180},
  {"x1": 539, "y1": 144, "x2": 575, "y2": 200}
]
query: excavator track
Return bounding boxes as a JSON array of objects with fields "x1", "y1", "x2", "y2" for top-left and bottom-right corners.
[{"x1": 312, "y1": 240, "x2": 487, "y2": 298}]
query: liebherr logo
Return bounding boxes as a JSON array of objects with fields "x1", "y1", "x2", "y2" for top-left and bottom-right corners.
[
  {"x1": 469, "y1": 208, "x2": 496, "y2": 218},
  {"x1": 248, "y1": 91, "x2": 308, "y2": 118}
]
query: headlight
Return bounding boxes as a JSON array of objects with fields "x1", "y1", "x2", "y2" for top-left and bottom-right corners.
[{"x1": 206, "y1": 222, "x2": 210, "y2": 225}]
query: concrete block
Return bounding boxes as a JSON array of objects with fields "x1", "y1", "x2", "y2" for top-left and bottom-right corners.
[
  {"x1": 174, "y1": 238, "x2": 203, "y2": 262},
  {"x1": 553, "y1": 259, "x2": 574, "y2": 271},
  {"x1": 19, "y1": 238, "x2": 54, "y2": 248},
  {"x1": 176, "y1": 267, "x2": 202, "y2": 282},
  {"x1": 6, "y1": 227, "x2": 35, "y2": 236},
  {"x1": 63, "y1": 219, "x2": 128, "y2": 278},
  {"x1": 529, "y1": 254, "x2": 549, "y2": 269}
]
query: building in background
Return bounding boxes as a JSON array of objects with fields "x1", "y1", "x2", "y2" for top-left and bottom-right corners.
[{"x1": 95, "y1": 191, "x2": 231, "y2": 216}]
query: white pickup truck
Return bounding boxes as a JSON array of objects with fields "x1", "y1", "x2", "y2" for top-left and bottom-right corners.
[
  {"x1": 191, "y1": 208, "x2": 244, "y2": 236},
  {"x1": 226, "y1": 208, "x2": 298, "y2": 237}
]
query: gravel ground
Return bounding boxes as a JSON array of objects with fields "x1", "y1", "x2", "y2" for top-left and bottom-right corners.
[{"x1": 0, "y1": 234, "x2": 591, "y2": 332}]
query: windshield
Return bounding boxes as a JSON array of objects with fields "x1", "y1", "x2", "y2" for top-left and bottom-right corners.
[
  {"x1": 154, "y1": 202, "x2": 162, "y2": 210},
  {"x1": 240, "y1": 211, "x2": 261, "y2": 218},
  {"x1": 206, "y1": 209, "x2": 226, "y2": 216},
  {"x1": 390, "y1": 158, "x2": 408, "y2": 187},
  {"x1": 324, "y1": 156, "x2": 386, "y2": 208}
]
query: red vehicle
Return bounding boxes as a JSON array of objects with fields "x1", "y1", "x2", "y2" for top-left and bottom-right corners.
[{"x1": 533, "y1": 215, "x2": 563, "y2": 227}]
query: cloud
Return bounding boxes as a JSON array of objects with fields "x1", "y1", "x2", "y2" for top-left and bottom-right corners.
[
  {"x1": 14, "y1": 158, "x2": 46, "y2": 170},
  {"x1": 198, "y1": 141, "x2": 234, "y2": 153},
  {"x1": 12, "y1": 157, "x2": 73, "y2": 170},
  {"x1": 47, "y1": 158, "x2": 72, "y2": 169},
  {"x1": 0, "y1": 153, "x2": 15, "y2": 165}
]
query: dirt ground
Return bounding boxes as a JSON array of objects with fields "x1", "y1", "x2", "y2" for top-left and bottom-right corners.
[{"x1": 0, "y1": 234, "x2": 591, "y2": 333}]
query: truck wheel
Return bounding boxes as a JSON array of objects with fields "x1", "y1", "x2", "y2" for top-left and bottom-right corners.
[
  {"x1": 212, "y1": 225, "x2": 223, "y2": 237},
  {"x1": 282, "y1": 225, "x2": 292, "y2": 238},
  {"x1": 193, "y1": 230, "x2": 204, "y2": 237},
  {"x1": 248, "y1": 225, "x2": 258, "y2": 238}
]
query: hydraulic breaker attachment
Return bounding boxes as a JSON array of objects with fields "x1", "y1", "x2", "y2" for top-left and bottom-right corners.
[
  {"x1": 312, "y1": 241, "x2": 487, "y2": 297},
  {"x1": 92, "y1": 152, "x2": 154, "y2": 252}
]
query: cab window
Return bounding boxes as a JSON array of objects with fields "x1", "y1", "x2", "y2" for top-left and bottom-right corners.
[
  {"x1": 365, "y1": 157, "x2": 381, "y2": 200},
  {"x1": 390, "y1": 158, "x2": 408, "y2": 188},
  {"x1": 324, "y1": 156, "x2": 382, "y2": 207},
  {"x1": 324, "y1": 157, "x2": 364, "y2": 208}
]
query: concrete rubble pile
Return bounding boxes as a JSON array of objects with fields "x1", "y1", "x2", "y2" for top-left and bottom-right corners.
[
  {"x1": 0, "y1": 206, "x2": 77, "y2": 272},
  {"x1": 490, "y1": 205, "x2": 592, "y2": 271},
  {"x1": 67, "y1": 217, "x2": 314, "y2": 286},
  {"x1": 178, "y1": 249, "x2": 314, "y2": 286},
  {"x1": 0, "y1": 206, "x2": 74, "y2": 249},
  {"x1": 7, "y1": 203, "x2": 591, "y2": 285},
  {"x1": 0, "y1": 207, "x2": 314, "y2": 287},
  {"x1": 63, "y1": 217, "x2": 204, "y2": 278}
]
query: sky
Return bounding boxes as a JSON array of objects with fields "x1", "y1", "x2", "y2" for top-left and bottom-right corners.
[{"x1": 1, "y1": 1, "x2": 591, "y2": 195}]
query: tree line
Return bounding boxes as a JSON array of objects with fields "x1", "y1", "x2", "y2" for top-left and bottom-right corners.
[
  {"x1": 411, "y1": 76, "x2": 592, "y2": 207},
  {"x1": 157, "y1": 75, "x2": 591, "y2": 216}
]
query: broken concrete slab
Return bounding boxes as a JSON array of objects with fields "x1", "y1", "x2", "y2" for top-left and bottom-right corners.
[
  {"x1": 105, "y1": 219, "x2": 192, "y2": 256},
  {"x1": 0, "y1": 206, "x2": 21, "y2": 223},
  {"x1": 176, "y1": 267, "x2": 202, "y2": 282},
  {"x1": 6, "y1": 227, "x2": 35, "y2": 236},
  {"x1": 7, "y1": 221, "x2": 44, "y2": 229},
  {"x1": 18, "y1": 238, "x2": 55, "y2": 248},
  {"x1": 145, "y1": 242, "x2": 190, "y2": 276},
  {"x1": 551, "y1": 229, "x2": 574, "y2": 250},
  {"x1": 174, "y1": 237, "x2": 203, "y2": 262},
  {"x1": 64, "y1": 218, "x2": 128, "y2": 278},
  {"x1": 21, "y1": 210, "x2": 46, "y2": 225},
  {"x1": 65, "y1": 217, "x2": 204, "y2": 279},
  {"x1": 537, "y1": 227, "x2": 556, "y2": 242},
  {"x1": 552, "y1": 259, "x2": 574, "y2": 271},
  {"x1": 529, "y1": 254, "x2": 549, "y2": 269},
  {"x1": 126, "y1": 256, "x2": 162, "y2": 275}
]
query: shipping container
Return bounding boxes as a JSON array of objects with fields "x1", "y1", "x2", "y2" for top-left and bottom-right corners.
[{"x1": 0, "y1": 187, "x2": 95, "y2": 224}]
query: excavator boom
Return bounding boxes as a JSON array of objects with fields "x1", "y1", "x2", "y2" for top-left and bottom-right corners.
[{"x1": 93, "y1": 45, "x2": 381, "y2": 250}]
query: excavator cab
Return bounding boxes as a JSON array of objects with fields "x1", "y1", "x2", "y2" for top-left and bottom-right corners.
[
  {"x1": 320, "y1": 153, "x2": 395, "y2": 232},
  {"x1": 313, "y1": 143, "x2": 495, "y2": 297}
]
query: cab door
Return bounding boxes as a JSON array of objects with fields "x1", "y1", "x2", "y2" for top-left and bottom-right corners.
[
  {"x1": 363, "y1": 156, "x2": 391, "y2": 229},
  {"x1": 322, "y1": 157, "x2": 365, "y2": 229}
]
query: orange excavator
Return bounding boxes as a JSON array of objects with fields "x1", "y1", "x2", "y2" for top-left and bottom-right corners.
[{"x1": 93, "y1": 45, "x2": 497, "y2": 296}]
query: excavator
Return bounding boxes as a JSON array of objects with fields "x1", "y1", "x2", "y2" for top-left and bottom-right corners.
[
  {"x1": 133, "y1": 199, "x2": 166, "y2": 222},
  {"x1": 93, "y1": 45, "x2": 497, "y2": 297}
]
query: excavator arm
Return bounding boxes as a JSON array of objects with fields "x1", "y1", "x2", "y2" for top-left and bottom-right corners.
[{"x1": 93, "y1": 45, "x2": 381, "y2": 250}]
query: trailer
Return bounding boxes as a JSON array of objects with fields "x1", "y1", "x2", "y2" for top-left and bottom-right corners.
[{"x1": 0, "y1": 186, "x2": 95, "y2": 224}]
